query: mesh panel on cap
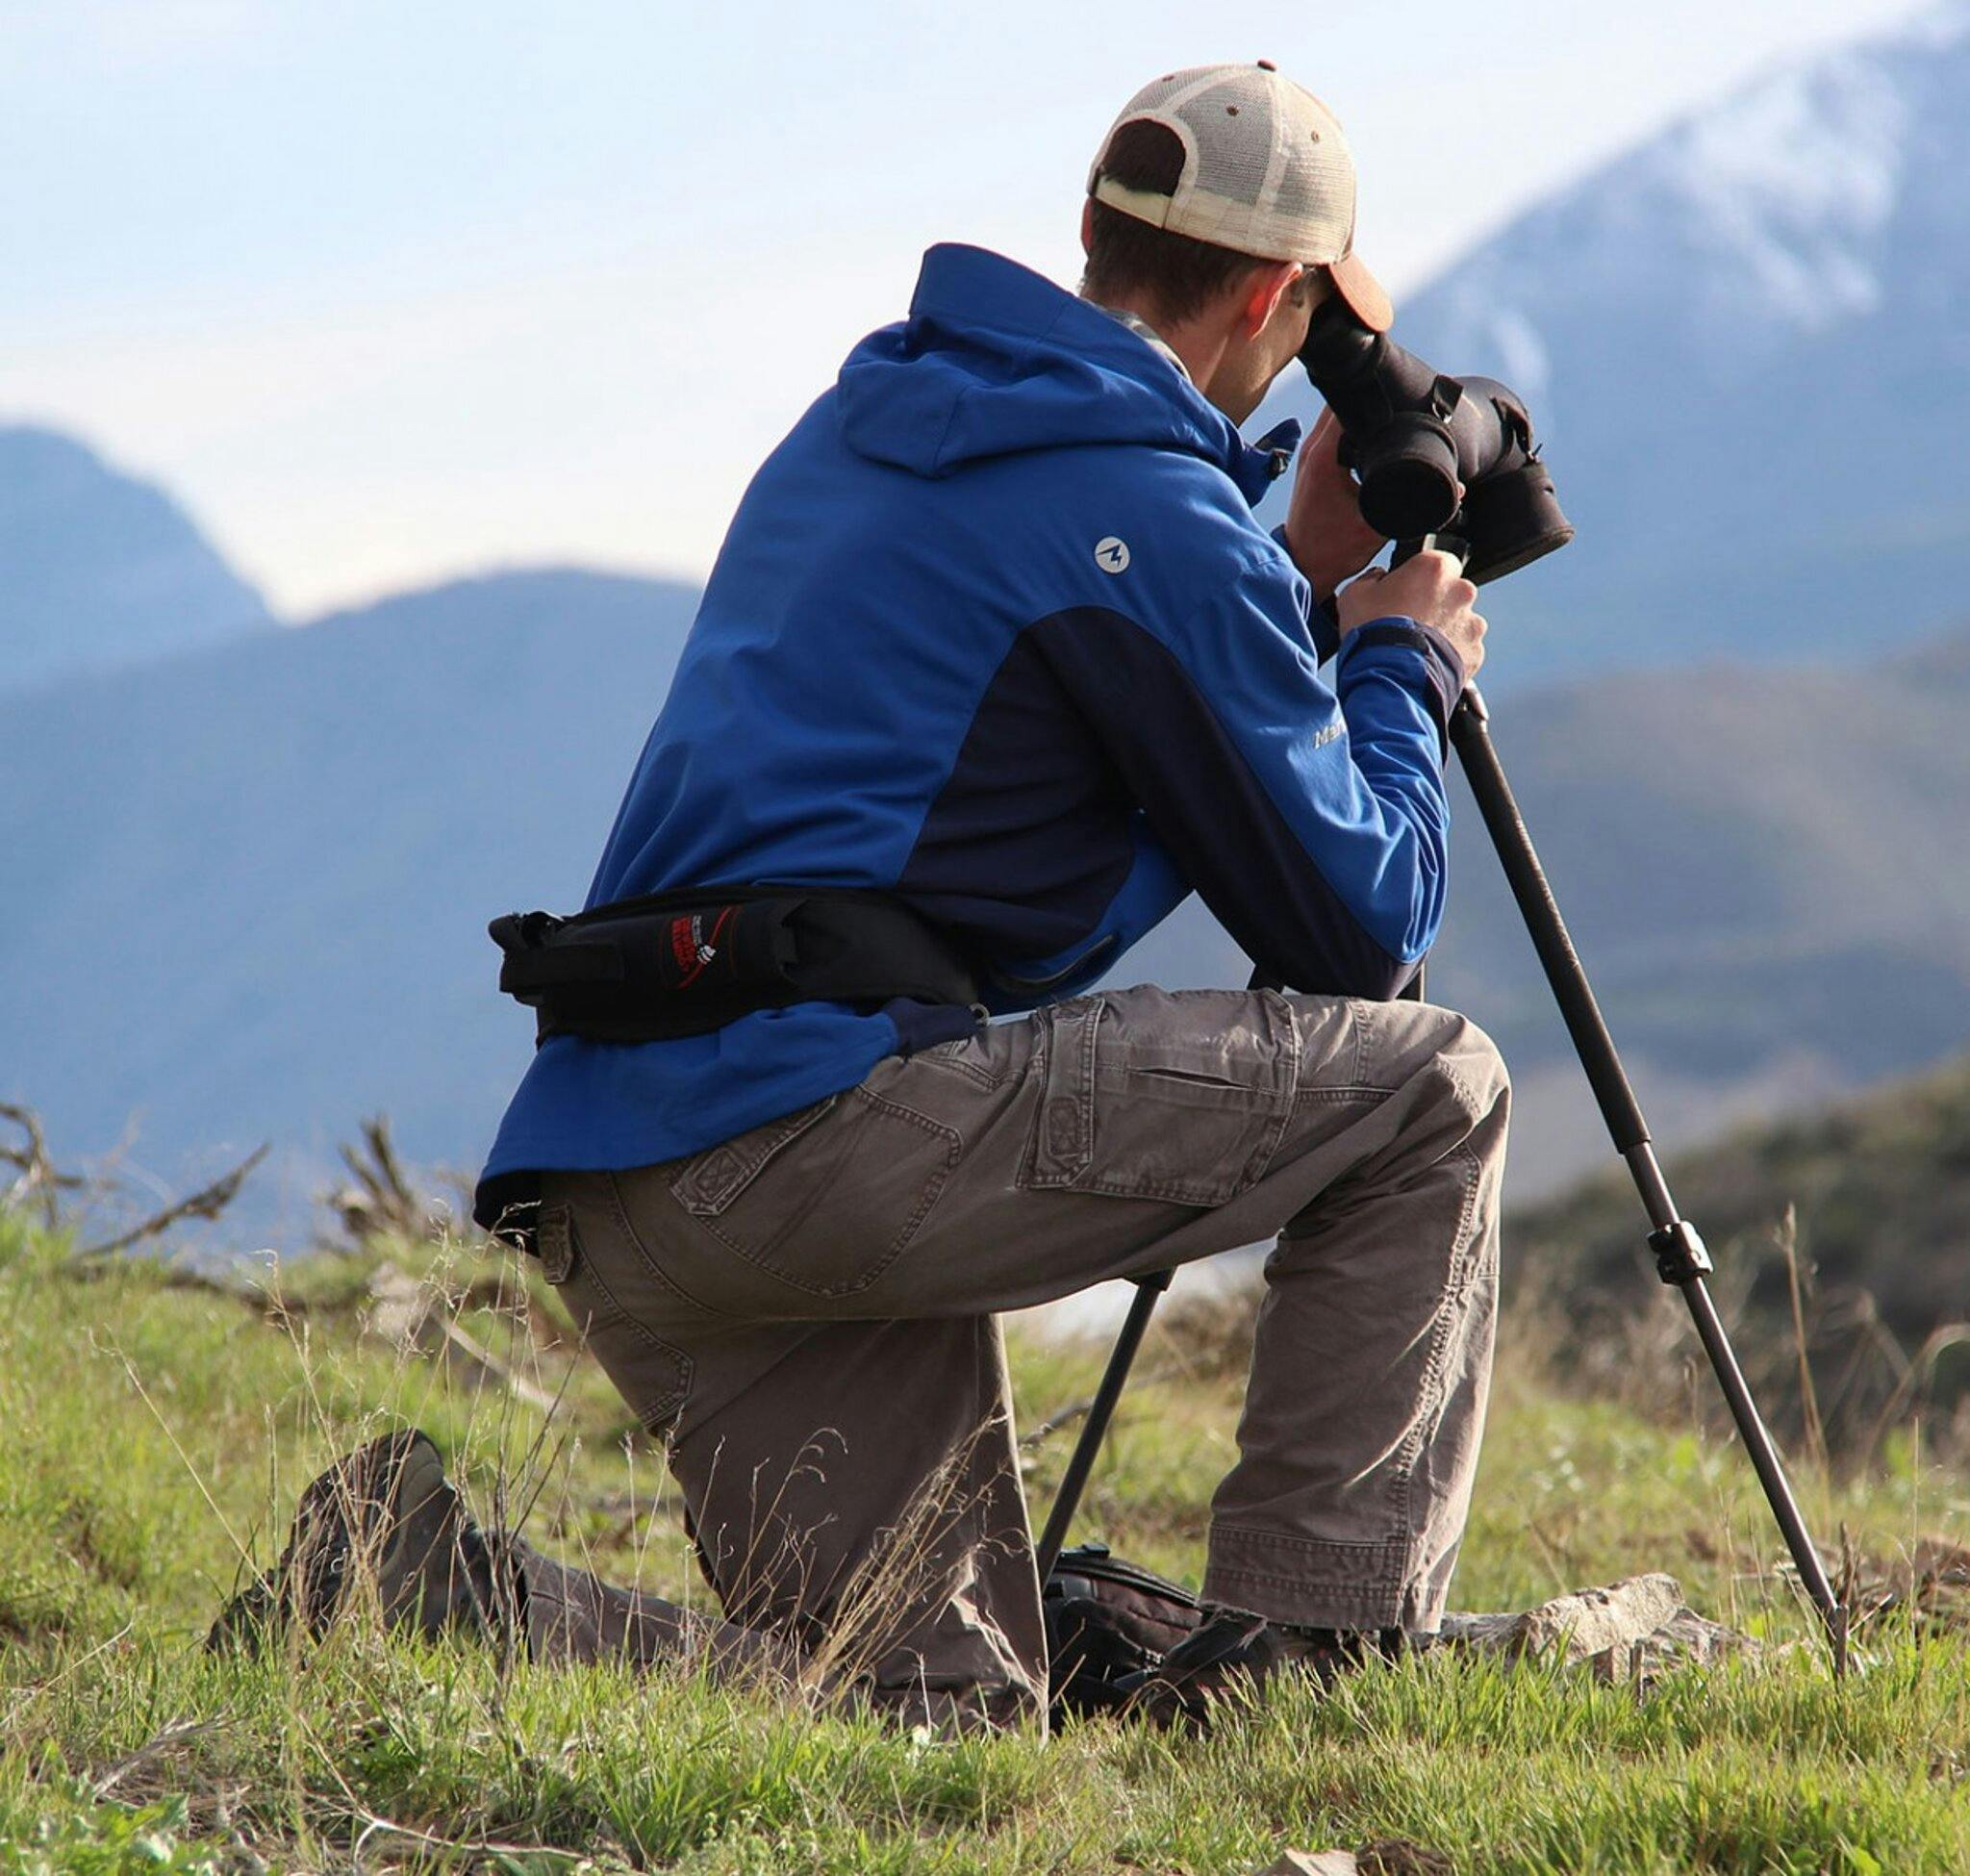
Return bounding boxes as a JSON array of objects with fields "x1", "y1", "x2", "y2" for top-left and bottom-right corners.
[
  {"x1": 1268, "y1": 89, "x2": 1357, "y2": 235},
  {"x1": 1171, "y1": 70, "x2": 1277, "y2": 209},
  {"x1": 1091, "y1": 62, "x2": 1362, "y2": 266}
]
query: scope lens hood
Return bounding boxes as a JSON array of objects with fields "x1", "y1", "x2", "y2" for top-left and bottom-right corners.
[{"x1": 1459, "y1": 462, "x2": 1575, "y2": 584}]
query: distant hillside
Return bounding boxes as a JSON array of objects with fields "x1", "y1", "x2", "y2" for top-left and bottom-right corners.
[
  {"x1": 4, "y1": 568, "x2": 1967, "y2": 1231},
  {"x1": 0, "y1": 567, "x2": 698, "y2": 1214},
  {"x1": 0, "y1": 426, "x2": 272, "y2": 694},
  {"x1": 1508, "y1": 1042, "x2": 1970, "y2": 1354},
  {"x1": 1128, "y1": 622, "x2": 1970, "y2": 1192},
  {"x1": 1257, "y1": 2, "x2": 1970, "y2": 691},
  {"x1": 1433, "y1": 625, "x2": 1970, "y2": 1072}
]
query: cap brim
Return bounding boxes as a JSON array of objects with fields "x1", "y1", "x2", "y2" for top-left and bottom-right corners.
[{"x1": 1328, "y1": 252, "x2": 1393, "y2": 333}]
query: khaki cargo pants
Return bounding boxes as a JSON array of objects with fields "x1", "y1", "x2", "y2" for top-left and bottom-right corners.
[{"x1": 538, "y1": 983, "x2": 1509, "y2": 1728}]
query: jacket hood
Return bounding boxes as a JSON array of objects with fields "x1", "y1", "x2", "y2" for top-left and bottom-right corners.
[{"x1": 836, "y1": 244, "x2": 1295, "y2": 505}]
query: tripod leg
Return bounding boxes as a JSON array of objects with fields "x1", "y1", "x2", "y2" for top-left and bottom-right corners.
[
  {"x1": 1449, "y1": 685, "x2": 1847, "y2": 1663},
  {"x1": 1035, "y1": 1272, "x2": 1172, "y2": 1582}
]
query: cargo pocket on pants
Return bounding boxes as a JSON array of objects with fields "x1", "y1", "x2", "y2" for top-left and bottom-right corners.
[
  {"x1": 537, "y1": 1198, "x2": 695, "y2": 1438},
  {"x1": 1019, "y1": 989, "x2": 1301, "y2": 1206}
]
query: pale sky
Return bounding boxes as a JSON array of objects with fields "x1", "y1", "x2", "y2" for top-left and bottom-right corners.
[{"x1": 0, "y1": 0, "x2": 1920, "y2": 619}]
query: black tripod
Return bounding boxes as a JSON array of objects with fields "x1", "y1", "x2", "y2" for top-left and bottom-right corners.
[{"x1": 1034, "y1": 682, "x2": 1849, "y2": 1670}]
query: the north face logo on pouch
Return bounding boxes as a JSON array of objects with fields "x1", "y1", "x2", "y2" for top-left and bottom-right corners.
[{"x1": 1094, "y1": 536, "x2": 1130, "y2": 573}]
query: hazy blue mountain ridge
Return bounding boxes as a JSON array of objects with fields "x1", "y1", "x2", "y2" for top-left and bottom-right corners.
[
  {"x1": 0, "y1": 569, "x2": 697, "y2": 1212},
  {"x1": 1509, "y1": 1038, "x2": 1970, "y2": 1347},
  {"x1": 0, "y1": 426, "x2": 273, "y2": 695},
  {"x1": 4, "y1": 560, "x2": 1962, "y2": 1224},
  {"x1": 1428, "y1": 628, "x2": 1970, "y2": 1075}
]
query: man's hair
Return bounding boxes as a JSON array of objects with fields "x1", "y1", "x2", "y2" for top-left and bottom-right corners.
[{"x1": 1082, "y1": 119, "x2": 1268, "y2": 323}]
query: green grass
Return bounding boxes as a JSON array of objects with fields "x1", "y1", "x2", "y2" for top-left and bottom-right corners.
[{"x1": 3, "y1": 1207, "x2": 1967, "y2": 1873}]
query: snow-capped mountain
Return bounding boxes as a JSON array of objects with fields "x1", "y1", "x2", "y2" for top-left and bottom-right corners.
[{"x1": 1261, "y1": 1, "x2": 1970, "y2": 689}]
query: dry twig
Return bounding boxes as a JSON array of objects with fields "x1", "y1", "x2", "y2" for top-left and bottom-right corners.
[
  {"x1": 322, "y1": 1116, "x2": 447, "y2": 1250},
  {"x1": 72, "y1": 1145, "x2": 267, "y2": 1262},
  {"x1": 0, "y1": 1102, "x2": 87, "y2": 1225},
  {"x1": 90, "y1": 1716, "x2": 226, "y2": 1800}
]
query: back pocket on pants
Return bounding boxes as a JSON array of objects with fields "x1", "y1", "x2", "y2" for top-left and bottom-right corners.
[
  {"x1": 668, "y1": 1089, "x2": 960, "y2": 1297},
  {"x1": 536, "y1": 1196, "x2": 695, "y2": 1437}
]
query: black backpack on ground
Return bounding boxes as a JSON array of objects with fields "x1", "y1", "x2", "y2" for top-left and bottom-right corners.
[{"x1": 1042, "y1": 1541, "x2": 1202, "y2": 1721}]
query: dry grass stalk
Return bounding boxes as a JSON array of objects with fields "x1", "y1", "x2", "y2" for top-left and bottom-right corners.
[
  {"x1": 1777, "y1": 1204, "x2": 1831, "y2": 1475},
  {"x1": 364, "y1": 1261, "x2": 561, "y2": 1415}
]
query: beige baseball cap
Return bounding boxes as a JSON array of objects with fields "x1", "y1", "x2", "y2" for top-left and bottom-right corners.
[{"x1": 1088, "y1": 61, "x2": 1393, "y2": 332}]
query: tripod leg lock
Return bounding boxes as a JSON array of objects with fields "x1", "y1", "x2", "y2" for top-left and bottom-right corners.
[{"x1": 1649, "y1": 1219, "x2": 1714, "y2": 1286}]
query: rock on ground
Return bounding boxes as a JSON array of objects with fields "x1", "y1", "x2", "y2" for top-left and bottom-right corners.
[{"x1": 1439, "y1": 1572, "x2": 1754, "y2": 1677}]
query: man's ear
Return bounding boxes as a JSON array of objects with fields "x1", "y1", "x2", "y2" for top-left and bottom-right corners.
[
  {"x1": 1079, "y1": 198, "x2": 1096, "y2": 256},
  {"x1": 1239, "y1": 261, "x2": 1303, "y2": 340}
]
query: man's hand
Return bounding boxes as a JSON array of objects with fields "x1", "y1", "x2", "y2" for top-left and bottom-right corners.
[
  {"x1": 1280, "y1": 409, "x2": 1385, "y2": 604},
  {"x1": 1338, "y1": 550, "x2": 1486, "y2": 678}
]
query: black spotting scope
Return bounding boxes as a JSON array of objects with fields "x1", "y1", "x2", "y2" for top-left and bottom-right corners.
[{"x1": 1297, "y1": 296, "x2": 1574, "y2": 585}]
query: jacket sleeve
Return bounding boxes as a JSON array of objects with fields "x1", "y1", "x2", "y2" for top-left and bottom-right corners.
[{"x1": 1029, "y1": 554, "x2": 1466, "y2": 999}]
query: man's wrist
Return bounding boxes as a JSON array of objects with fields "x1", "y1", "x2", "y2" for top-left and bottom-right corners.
[
  {"x1": 1338, "y1": 617, "x2": 1467, "y2": 749},
  {"x1": 1272, "y1": 524, "x2": 1342, "y2": 660},
  {"x1": 1276, "y1": 518, "x2": 1338, "y2": 604},
  {"x1": 1341, "y1": 616, "x2": 1467, "y2": 686}
]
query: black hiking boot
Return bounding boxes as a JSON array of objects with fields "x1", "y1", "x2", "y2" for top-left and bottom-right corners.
[
  {"x1": 207, "y1": 1429, "x2": 510, "y2": 1654},
  {"x1": 1115, "y1": 1605, "x2": 1395, "y2": 1730}
]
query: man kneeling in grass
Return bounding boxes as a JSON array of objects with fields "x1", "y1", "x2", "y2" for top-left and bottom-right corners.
[{"x1": 226, "y1": 62, "x2": 1506, "y2": 1734}]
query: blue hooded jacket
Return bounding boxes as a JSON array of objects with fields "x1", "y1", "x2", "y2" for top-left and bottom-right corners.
[{"x1": 475, "y1": 244, "x2": 1464, "y2": 1217}]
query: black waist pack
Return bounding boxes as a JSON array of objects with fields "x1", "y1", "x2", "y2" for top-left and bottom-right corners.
[
  {"x1": 1043, "y1": 1542, "x2": 1202, "y2": 1721},
  {"x1": 490, "y1": 886, "x2": 980, "y2": 1045}
]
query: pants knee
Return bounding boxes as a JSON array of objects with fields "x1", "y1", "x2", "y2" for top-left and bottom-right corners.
[
  {"x1": 1446, "y1": 1015, "x2": 1510, "y2": 1124},
  {"x1": 1391, "y1": 1006, "x2": 1509, "y2": 1142}
]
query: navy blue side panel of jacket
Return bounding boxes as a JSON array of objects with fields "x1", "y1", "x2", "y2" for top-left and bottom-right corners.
[{"x1": 476, "y1": 243, "x2": 1464, "y2": 1214}]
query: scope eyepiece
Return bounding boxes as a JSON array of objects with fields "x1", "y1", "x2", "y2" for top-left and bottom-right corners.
[
  {"x1": 1296, "y1": 300, "x2": 1572, "y2": 584},
  {"x1": 1351, "y1": 409, "x2": 1463, "y2": 540}
]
